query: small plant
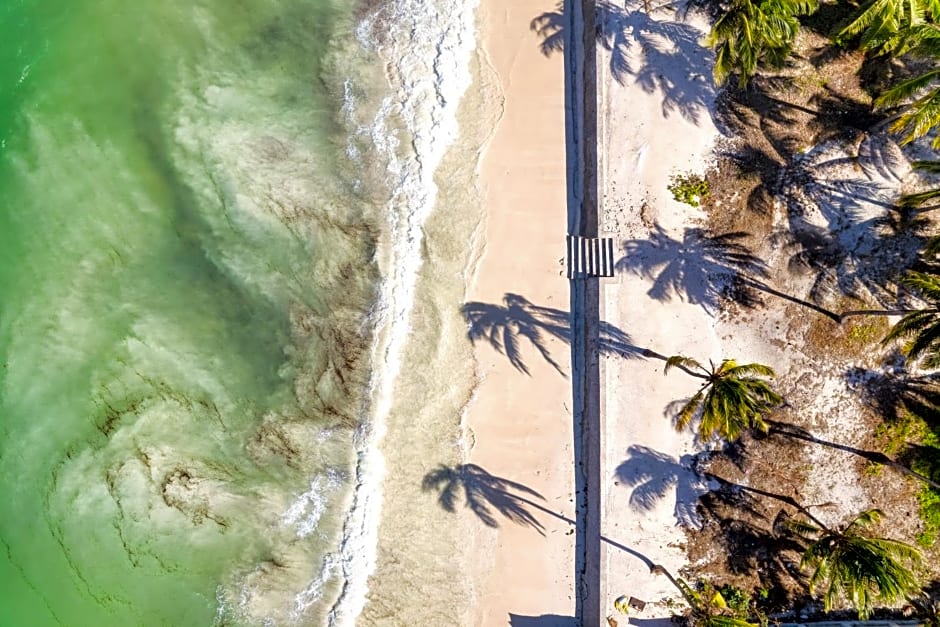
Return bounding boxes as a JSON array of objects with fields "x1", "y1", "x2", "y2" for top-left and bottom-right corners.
[
  {"x1": 668, "y1": 172, "x2": 710, "y2": 207},
  {"x1": 847, "y1": 321, "x2": 881, "y2": 344},
  {"x1": 875, "y1": 410, "x2": 940, "y2": 547},
  {"x1": 915, "y1": 482, "x2": 940, "y2": 547},
  {"x1": 718, "y1": 584, "x2": 751, "y2": 615}
]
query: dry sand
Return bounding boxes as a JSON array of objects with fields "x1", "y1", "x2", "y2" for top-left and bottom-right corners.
[
  {"x1": 463, "y1": 0, "x2": 728, "y2": 622},
  {"x1": 596, "y1": 0, "x2": 725, "y2": 618},
  {"x1": 462, "y1": 0, "x2": 577, "y2": 624}
]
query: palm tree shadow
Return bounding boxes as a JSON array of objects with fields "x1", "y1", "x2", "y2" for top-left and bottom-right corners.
[
  {"x1": 617, "y1": 224, "x2": 875, "y2": 321},
  {"x1": 616, "y1": 224, "x2": 769, "y2": 313},
  {"x1": 846, "y1": 357, "x2": 940, "y2": 426},
  {"x1": 779, "y1": 134, "x2": 926, "y2": 307},
  {"x1": 845, "y1": 361, "x2": 940, "y2": 485},
  {"x1": 461, "y1": 293, "x2": 646, "y2": 376},
  {"x1": 695, "y1": 473, "x2": 809, "y2": 610},
  {"x1": 530, "y1": 0, "x2": 715, "y2": 124},
  {"x1": 422, "y1": 464, "x2": 548, "y2": 535},
  {"x1": 614, "y1": 445, "x2": 710, "y2": 528}
]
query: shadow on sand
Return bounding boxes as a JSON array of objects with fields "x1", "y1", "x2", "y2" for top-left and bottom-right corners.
[
  {"x1": 616, "y1": 224, "x2": 851, "y2": 321},
  {"x1": 713, "y1": 74, "x2": 925, "y2": 307},
  {"x1": 617, "y1": 225, "x2": 767, "y2": 313},
  {"x1": 530, "y1": 0, "x2": 714, "y2": 124},
  {"x1": 422, "y1": 463, "x2": 663, "y2": 572},
  {"x1": 422, "y1": 463, "x2": 547, "y2": 534},
  {"x1": 509, "y1": 614, "x2": 578, "y2": 627},
  {"x1": 461, "y1": 293, "x2": 648, "y2": 375},
  {"x1": 778, "y1": 135, "x2": 927, "y2": 307},
  {"x1": 614, "y1": 445, "x2": 709, "y2": 528}
]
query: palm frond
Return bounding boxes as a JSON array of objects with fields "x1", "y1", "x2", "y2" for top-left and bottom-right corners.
[
  {"x1": 665, "y1": 355, "x2": 704, "y2": 375},
  {"x1": 840, "y1": 0, "x2": 940, "y2": 50},
  {"x1": 844, "y1": 508, "x2": 883, "y2": 533},
  {"x1": 876, "y1": 69, "x2": 940, "y2": 108},
  {"x1": 907, "y1": 321, "x2": 940, "y2": 361},
  {"x1": 912, "y1": 159, "x2": 940, "y2": 174},
  {"x1": 675, "y1": 389, "x2": 706, "y2": 432},
  {"x1": 720, "y1": 361, "x2": 777, "y2": 378},
  {"x1": 705, "y1": 0, "x2": 814, "y2": 86},
  {"x1": 800, "y1": 509, "x2": 924, "y2": 619},
  {"x1": 891, "y1": 86, "x2": 940, "y2": 147},
  {"x1": 786, "y1": 516, "x2": 822, "y2": 538},
  {"x1": 900, "y1": 271, "x2": 940, "y2": 301},
  {"x1": 900, "y1": 187, "x2": 940, "y2": 207}
]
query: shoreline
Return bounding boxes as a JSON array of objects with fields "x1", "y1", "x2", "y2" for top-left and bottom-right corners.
[{"x1": 330, "y1": 0, "x2": 482, "y2": 622}]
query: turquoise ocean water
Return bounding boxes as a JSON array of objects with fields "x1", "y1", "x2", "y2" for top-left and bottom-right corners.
[
  {"x1": 0, "y1": 0, "x2": 486, "y2": 622},
  {"x1": 0, "y1": 0, "x2": 389, "y2": 624}
]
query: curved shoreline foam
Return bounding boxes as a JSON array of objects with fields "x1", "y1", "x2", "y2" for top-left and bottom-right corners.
[{"x1": 324, "y1": 0, "x2": 481, "y2": 623}]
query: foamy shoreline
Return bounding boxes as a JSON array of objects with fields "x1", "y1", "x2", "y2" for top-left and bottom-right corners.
[{"x1": 327, "y1": 0, "x2": 481, "y2": 623}]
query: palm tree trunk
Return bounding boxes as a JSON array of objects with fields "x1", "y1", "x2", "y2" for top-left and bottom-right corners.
[
  {"x1": 838, "y1": 308, "x2": 922, "y2": 321},
  {"x1": 704, "y1": 472, "x2": 832, "y2": 531},
  {"x1": 768, "y1": 421, "x2": 940, "y2": 491},
  {"x1": 741, "y1": 277, "x2": 921, "y2": 323}
]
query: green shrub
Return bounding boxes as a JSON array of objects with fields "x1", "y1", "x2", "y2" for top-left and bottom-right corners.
[
  {"x1": 718, "y1": 584, "x2": 751, "y2": 615},
  {"x1": 877, "y1": 411, "x2": 940, "y2": 547},
  {"x1": 668, "y1": 172, "x2": 709, "y2": 207}
]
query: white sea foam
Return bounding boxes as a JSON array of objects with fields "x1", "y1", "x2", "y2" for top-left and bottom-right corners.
[
  {"x1": 321, "y1": 0, "x2": 481, "y2": 623},
  {"x1": 281, "y1": 469, "x2": 342, "y2": 539},
  {"x1": 291, "y1": 553, "x2": 340, "y2": 620}
]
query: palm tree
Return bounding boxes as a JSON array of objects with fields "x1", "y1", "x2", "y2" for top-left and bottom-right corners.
[
  {"x1": 883, "y1": 270, "x2": 940, "y2": 368},
  {"x1": 789, "y1": 509, "x2": 924, "y2": 619},
  {"x1": 664, "y1": 356, "x2": 783, "y2": 442},
  {"x1": 872, "y1": 24, "x2": 940, "y2": 147},
  {"x1": 899, "y1": 159, "x2": 940, "y2": 208},
  {"x1": 651, "y1": 571, "x2": 757, "y2": 627},
  {"x1": 705, "y1": 0, "x2": 818, "y2": 87},
  {"x1": 838, "y1": 0, "x2": 940, "y2": 52}
]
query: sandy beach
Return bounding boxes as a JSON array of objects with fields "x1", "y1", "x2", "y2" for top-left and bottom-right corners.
[
  {"x1": 462, "y1": 0, "x2": 578, "y2": 623},
  {"x1": 463, "y1": 0, "x2": 725, "y2": 622},
  {"x1": 597, "y1": 0, "x2": 724, "y2": 617}
]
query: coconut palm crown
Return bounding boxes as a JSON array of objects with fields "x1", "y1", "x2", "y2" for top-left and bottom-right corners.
[
  {"x1": 872, "y1": 24, "x2": 940, "y2": 147},
  {"x1": 664, "y1": 356, "x2": 783, "y2": 442},
  {"x1": 791, "y1": 509, "x2": 924, "y2": 619},
  {"x1": 706, "y1": 0, "x2": 818, "y2": 87},
  {"x1": 839, "y1": 0, "x2": 940, "y2": 51},
  {"x1": 883, "y1": 270, "x2": 940, "y2": 368}
]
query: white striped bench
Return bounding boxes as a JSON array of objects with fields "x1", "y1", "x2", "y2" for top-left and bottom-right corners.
[{"x1": 566, "y1": 235, "x2": 615, "y2": 279}]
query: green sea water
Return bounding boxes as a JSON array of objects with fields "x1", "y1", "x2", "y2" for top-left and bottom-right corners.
[{"x1": 0, "y1": 1, "x2": 383, "y2": 624}]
